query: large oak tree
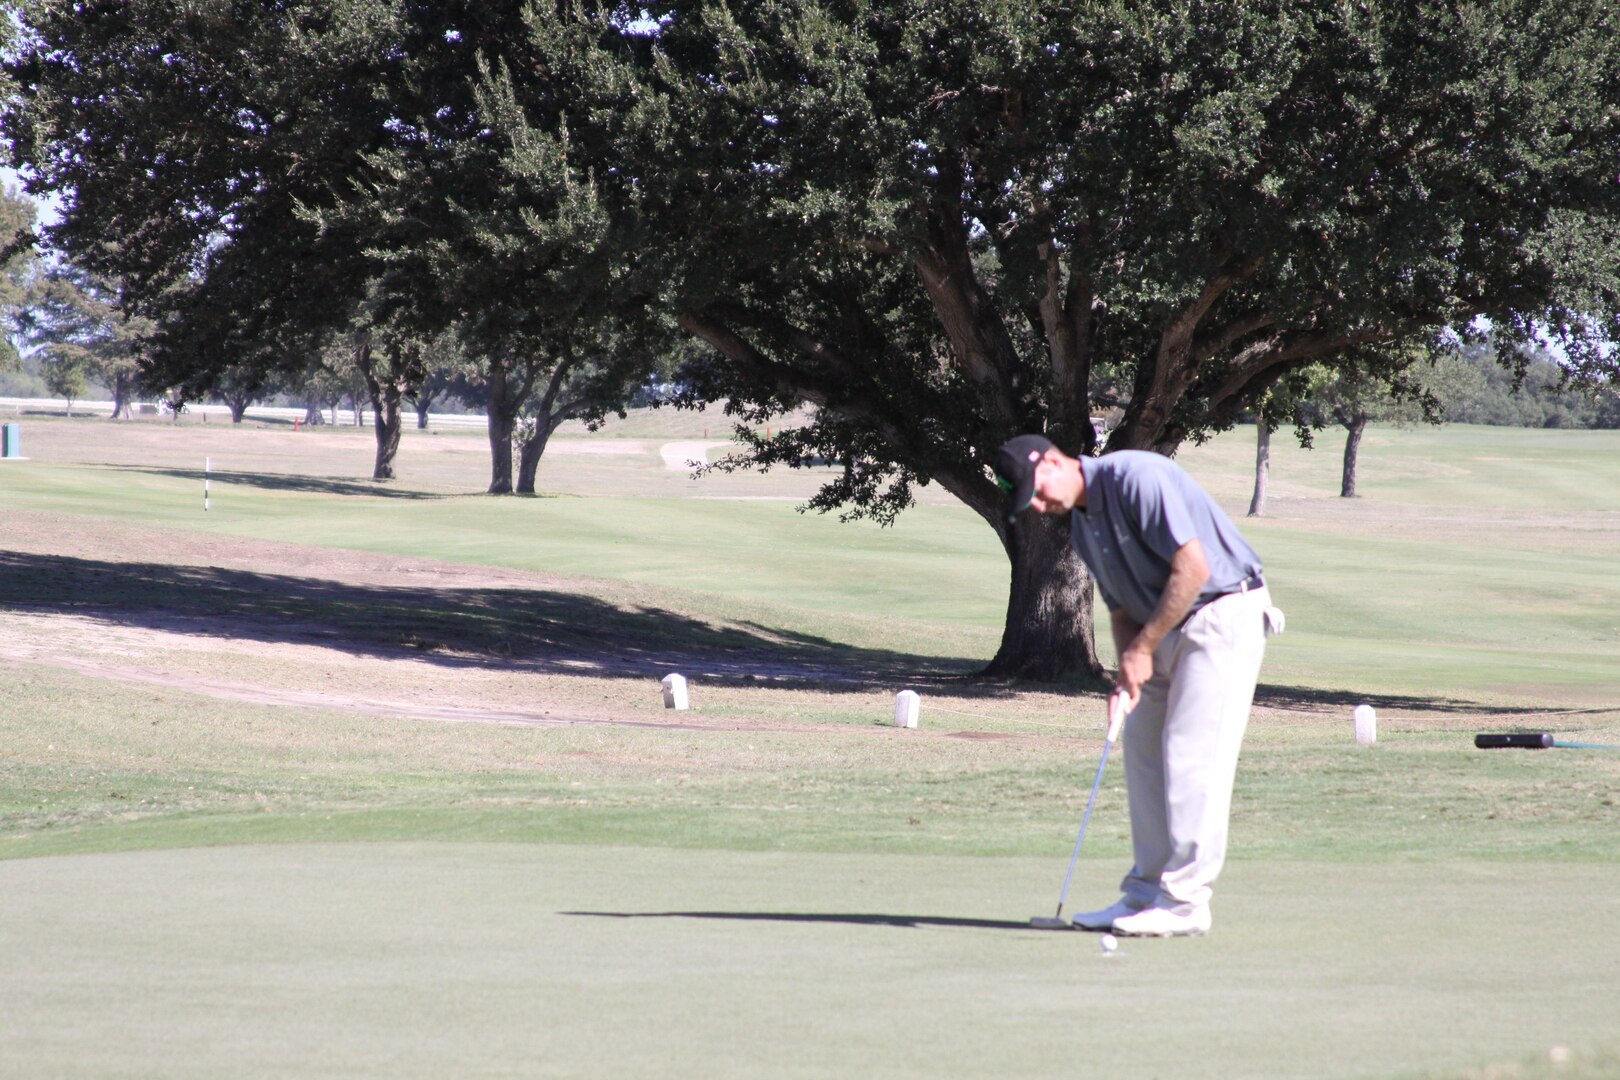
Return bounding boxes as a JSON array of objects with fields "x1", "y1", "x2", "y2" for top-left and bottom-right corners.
[{"x1": 472, "y1": 0, "x2": 1620, "y2": 678}]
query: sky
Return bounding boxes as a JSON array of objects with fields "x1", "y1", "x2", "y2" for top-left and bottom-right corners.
[{"x1": 2, "y1": 164, "x2": 60, "y2": 228}]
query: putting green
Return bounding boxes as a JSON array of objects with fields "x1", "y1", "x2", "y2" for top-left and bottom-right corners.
[{"x1": 3, "y1": 843, "x2": 1616, "y2": 1079}]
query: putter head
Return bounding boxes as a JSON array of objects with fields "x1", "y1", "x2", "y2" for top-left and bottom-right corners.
[{"x1": 1028, "y1": 916, "x2": 1074, "y2": 930}]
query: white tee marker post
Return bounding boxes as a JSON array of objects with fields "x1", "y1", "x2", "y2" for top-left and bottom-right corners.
[
  {"x1": 1354, "y1": 704, "x2": 1377, "y2": 746},
  {"x1": 662, "y1": 673, "x2": 689, "y2": 710},
  {"x1": 893, "y1": 690, "x2": 920, "y2": 729}
]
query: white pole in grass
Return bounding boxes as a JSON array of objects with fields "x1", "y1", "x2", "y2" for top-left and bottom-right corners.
[
  {"x1": 205, "y1": 457, "x2": 211, "y2": 512},
  {"x1": 893, "y1": 690, "x2": 920, "y2": 728},
  {"x1": 662, "y1": 673, "x2": 689, "y2": 710},
  {"x1": 1354, "y1": 704, "x2": 1376, "y2": 746}
]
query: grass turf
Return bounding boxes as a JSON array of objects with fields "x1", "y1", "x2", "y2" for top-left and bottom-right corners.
[
  {"x1": 3, "y1": 413, "x2": 1620, "y2": 1077},
  {"x1": 3, "y1": 843, "x2": 1619, "y2": 1080}
]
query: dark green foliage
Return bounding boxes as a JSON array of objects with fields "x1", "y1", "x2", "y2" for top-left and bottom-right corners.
[
  {"x1": 7, "y1": 1, "x2": 1619, "y2": 676},
  {"x1": 4, "y1": 1, "x2": 408, "y2": 393},
  {"x1": 468, "y1": 0, "x2": 1620, "y2": 673}
]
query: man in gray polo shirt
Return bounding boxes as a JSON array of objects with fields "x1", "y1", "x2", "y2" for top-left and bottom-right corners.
[{"x1": 994, "y1": 434, "x2": 1280, "y2": 937}]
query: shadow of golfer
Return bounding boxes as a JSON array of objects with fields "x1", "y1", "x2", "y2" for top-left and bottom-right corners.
[{"x1": 563, "y1": 911, "x2": 1040, "y2": 931}]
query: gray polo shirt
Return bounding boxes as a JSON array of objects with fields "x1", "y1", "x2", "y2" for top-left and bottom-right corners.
[{"x1": 1070, "y1": 451, "x2": 1263, "y2": 626}]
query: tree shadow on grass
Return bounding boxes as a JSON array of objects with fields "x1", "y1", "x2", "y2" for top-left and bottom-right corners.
[
  {"x1": 0, "y1": 550, "x2": 977, "y2": 686},
  {"x1": 1251, "y1": 685, "x2": 1592, "y2": 718},
  {"x1": 1255, "y1": 685, "x2": 1484, "y2": 715},
  {"x1": 1, "y1": 549, "x2": 1550, "y2": 716},
  {"x1": 563, "y1": 910, "x2": 1038, "y2": 931},
  {"x1": 105, "y1": 464, "x2": 448, "y2": 500}
]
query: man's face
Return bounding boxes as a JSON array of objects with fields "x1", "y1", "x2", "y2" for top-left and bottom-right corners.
[{"x1": 1027, "y1": 451, "x2": 1079, "y2": 514}]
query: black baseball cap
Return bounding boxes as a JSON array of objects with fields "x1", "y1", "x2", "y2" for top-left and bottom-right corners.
[{"x1": 993, "y1": 434, "x2": 1056, "y2": 522}]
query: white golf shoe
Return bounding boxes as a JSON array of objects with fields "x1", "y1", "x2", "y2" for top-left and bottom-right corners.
[
  {"x1": 1070, "y1": 898, "x2": 1145, "y2": 931},
  {"x1": 1110, "y1": 904, "x2": 1212, "y2": 937}
]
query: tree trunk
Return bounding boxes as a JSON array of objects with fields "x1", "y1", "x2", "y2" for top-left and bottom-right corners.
[
  {"x1": 303, "y1": 393, "x2": 326, "y2": 425},
  {"x1": 516, "y1": 417, "x2": 560, "y2": 494},
  {"x1": 981, "y1": 513, "x2": 1105, "y2": 682},
  {"x1": 1248, "y1": 423, "x2": 1270, "y2": 517},
  {"x1": 409, "y1": 385, "x2": 439, "y2": 429},
  {"x1": 109, "y1": 372, "x2": 132, "y2": 419},
  {"x1": 370, "y1": 392, "x2": 404, "y2": 480},
  {"x1": 485, "y1": 365, "x2": 517, "y2": 495},
  {"x1": 229, "y1": 396, "x2": 249, "y2": 423},
  {"x1": 1341, "y1": 414, "x2": 1367, "y2": 497},
  {"x1": 355, "y1": 339, "x2": 405, "y2": 481},
  {"x1": 516, "y1": 351, "x2": 581, "y2": 495}
]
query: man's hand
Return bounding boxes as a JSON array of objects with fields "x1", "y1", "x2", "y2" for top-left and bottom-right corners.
[
  {"x1": 1110, "y1": 539, "x2": 1211, "y2": 709},
  {"x1": 1116, "y1": 640, "x2": 1154, "y2": 710}
]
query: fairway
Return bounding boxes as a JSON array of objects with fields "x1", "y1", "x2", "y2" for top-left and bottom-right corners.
[{"x1": 3, "y1": 413, "x2": 1620, "y2": 1078}]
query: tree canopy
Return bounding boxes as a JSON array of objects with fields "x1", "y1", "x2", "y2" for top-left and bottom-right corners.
[
  {"x1": 469, "y1": 0, "x2": 1620, "y2": 674},
  {"x1": 5, "y1": 1, "x2": 1618, "y2": 678}
]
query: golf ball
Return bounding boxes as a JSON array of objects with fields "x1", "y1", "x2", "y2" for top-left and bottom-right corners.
[{"x1": 1100, "y1": 933, "x2": 1118, "y2": 953}]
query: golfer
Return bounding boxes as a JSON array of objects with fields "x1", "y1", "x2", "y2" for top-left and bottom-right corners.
[{"x1": 994, "y1": 434, "x2": 1280, "y2": 937}]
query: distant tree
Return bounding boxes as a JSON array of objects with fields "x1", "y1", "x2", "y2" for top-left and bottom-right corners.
[
  {"x1": 404, "y1": 330, "x2": 468, "y2": 430},
  {"x1": 41, "y1": 348, "x2": 85, "y2": 414},
  {"x1": 354, "y1": 332, "x2": 420, "y2": 479},
  {"x1": 1246, "y1": 402, "x2": 1277, "y2": 518},
  {"x1": 3, "y1": 2, "x2": 653, "y2": 488},
  {"x1": 18, "y1": 265, "x2": 149, "y2": 419},
  {"x1": 208, "y1": 364, "x2": 267, "y2": 424},
  {"x1": 1243, "y1": 363, "x2": 1323, "y2": 515},
  {"x1": 1433, "y1": 339, "x2": 1616, "y2": 429},
  {"x1": 1292, "y1": 344, "x2": 1439, "y2": 497},
  {"x1": 285, "y1": 354, "x2": 343, "y2": 427},
  {"x1": 2, "y1": 1, "x2": 415, "y2": 414},
  {"x1": 514, "y1": 325, "x2": 657, "y2": 495},
  {"x1": 456, "y1": 315, "x2": 674, "y2": 495},
  {"x1": 0, "y1": 184, "x2": 42, "y2": 373},
  {"x1": 1247, "y1": 421, "x2": 1270, "y2": 518},
  {"x1": 306, "y1": 287, "x2": 434, "y2": 478},
  {"x1": 1544, "y1": 319, "x2": 1620, "y2": 396}
]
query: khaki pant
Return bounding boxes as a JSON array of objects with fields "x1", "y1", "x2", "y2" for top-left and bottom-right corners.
[{"x1": 1119, "y1": 586, "x2": 1271, "y2": 913}]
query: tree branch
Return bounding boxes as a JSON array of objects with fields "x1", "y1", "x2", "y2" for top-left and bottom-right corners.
[
  {"x1": 676, "y1": 309, "x2": 918, "y2": 460},
  {"x1": 909, "y1": 152, "x2": 1023, "y2": 427},
  {"x1": 1126, "y1": 259, "x2": 1263, "y2": 443},
  {"x1": 1203, "y1": 326, "x2": 1396, "y2": 418},
  {"x1": 1037, "y1": 237, "x2": 1095, "y2": 449}
]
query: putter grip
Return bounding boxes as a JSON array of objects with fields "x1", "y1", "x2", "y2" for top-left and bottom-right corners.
[
  {"x1": 1105, "y1": 695, "x2": 1128, "y2": 742},
  {"x1": 1474, "y1": 732, "x2": 1554, "y2": 749}
]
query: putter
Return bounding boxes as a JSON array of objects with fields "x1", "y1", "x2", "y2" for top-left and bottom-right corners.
[{"x1": 1030, "y1": 691, "x2": 1130, "y2": 930}]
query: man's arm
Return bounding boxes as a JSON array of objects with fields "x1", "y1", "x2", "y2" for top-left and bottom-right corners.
[{"x1": 1113, "y1": 538, "x2": 1211, "y2": 708}]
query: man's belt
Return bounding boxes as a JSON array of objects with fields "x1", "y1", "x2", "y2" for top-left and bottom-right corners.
[{"x1": 1221, "y1": 572, "x2": 1266, "y2": 597}]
